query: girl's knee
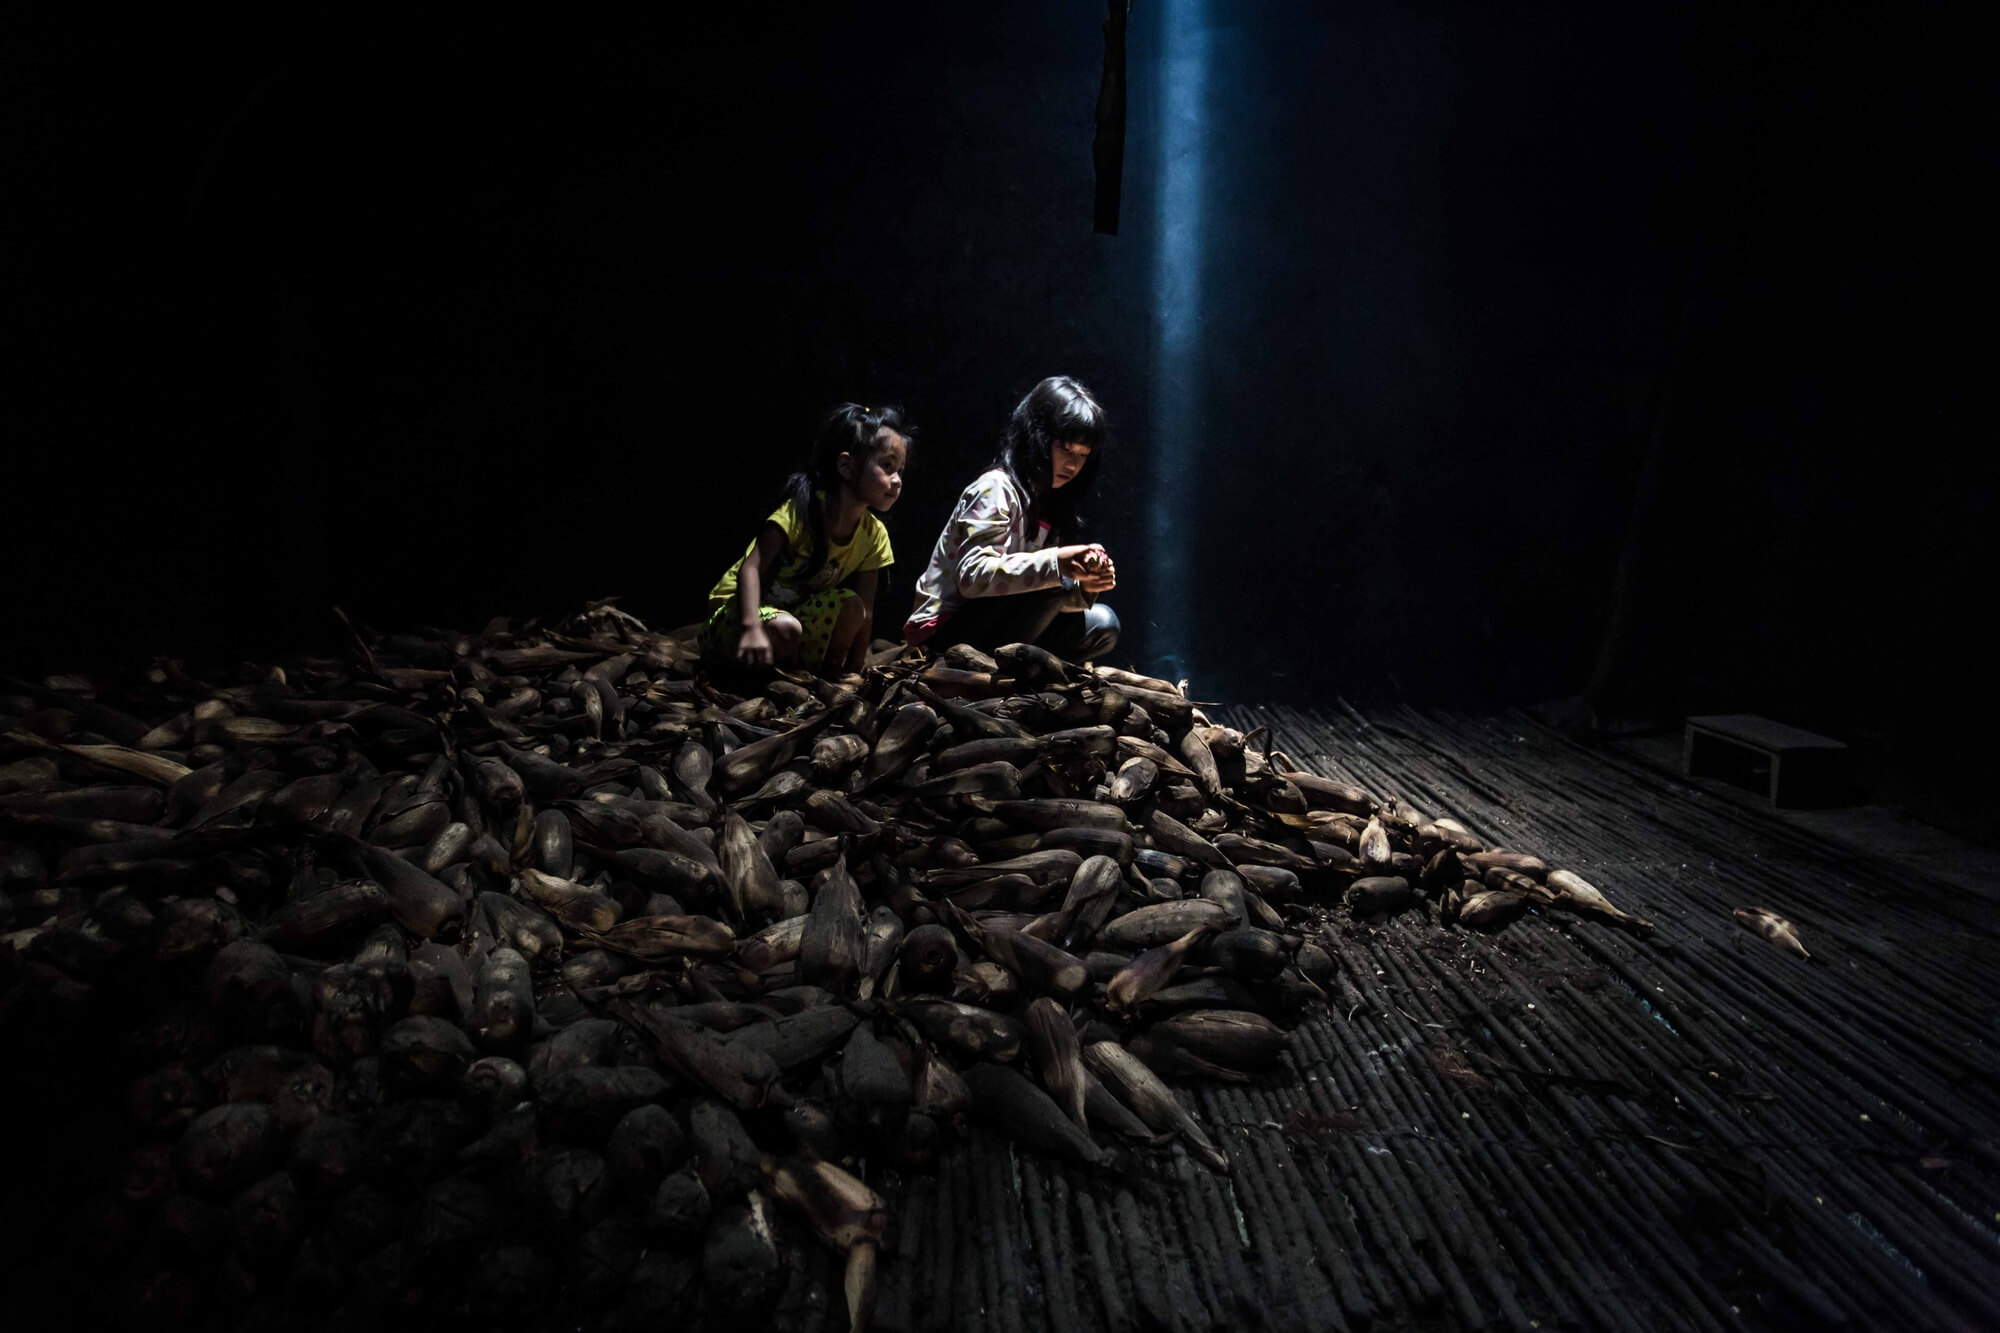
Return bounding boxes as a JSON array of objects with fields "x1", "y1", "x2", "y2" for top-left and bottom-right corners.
[
  {"x1": 766, "y1": 613, "x2": 803, "y2": 653},
  {"x1": 1081, "y1": 603, "x2": 1120, "y2": 659},
  {"x1": 834, "y1": 592, "x2": 867, "y2": 630}
]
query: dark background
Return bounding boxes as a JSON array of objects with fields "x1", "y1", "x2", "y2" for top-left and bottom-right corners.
[{"x1": 5, "y1": 4, "x2": 1992, "y2": 837}]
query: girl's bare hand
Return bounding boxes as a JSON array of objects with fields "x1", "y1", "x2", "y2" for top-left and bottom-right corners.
[
  {"x1": 1063, "y1": 544, "x2": 1116, "y2": 592},
  {"x1": 737, "y1": 623, "x2": 774, "y2": 666},
  {"x1": 1058, "y1": 544, "x2": 1111, "y2": 582}
]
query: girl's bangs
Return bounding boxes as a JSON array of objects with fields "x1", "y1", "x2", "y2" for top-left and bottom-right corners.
[{"x1": 1053, "y1": 397, "x2": 1106, "y2": 448}]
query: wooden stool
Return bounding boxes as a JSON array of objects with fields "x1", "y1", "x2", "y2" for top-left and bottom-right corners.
[{"x1": 1684, "y1": 714, "x2": 1850, "y2": 808}]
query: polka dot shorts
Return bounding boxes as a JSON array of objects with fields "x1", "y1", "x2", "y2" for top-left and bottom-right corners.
[{"x1": 702, "y1": 588, "x2": 857, "y2": 670}]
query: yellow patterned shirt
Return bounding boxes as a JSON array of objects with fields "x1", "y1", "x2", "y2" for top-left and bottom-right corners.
[{"x1": 707, "y1": 495, "x2": 894, "y2": 615}]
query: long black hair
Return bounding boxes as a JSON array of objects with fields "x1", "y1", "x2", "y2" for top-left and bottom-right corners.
[
  {"x1": 994, "y1": 376, "x2": 1106, "y2": 542},
  {"x1": 781, "y1": 402, "x2": 913, "y2": 588}
]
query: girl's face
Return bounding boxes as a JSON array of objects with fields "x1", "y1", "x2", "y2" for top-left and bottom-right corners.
[
  {"x1": 1050, "y1": 439, "x2": 1092, "y2": 489},
  {"x1": 841, "y1": 431, "x2": 907, "y2": 510}
]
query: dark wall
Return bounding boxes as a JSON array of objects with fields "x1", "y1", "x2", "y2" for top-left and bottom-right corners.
[
  {"x1": 6, "y1": 6, "x2": 1149, "y2": 662},
  {"x1": 1154, "y1": 4, "x2": 1695, "y2": 703},
  {"x1": 1583, "y1": 5, "x2": 1994, "y2": 831},
  {"x1": 6, "y1": 5, "x2": 1991, "y2": 823}
]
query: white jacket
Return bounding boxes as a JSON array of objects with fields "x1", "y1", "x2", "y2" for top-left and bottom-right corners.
[{"x1": 904, "y1": 468, "x2": 1090, "y2": 643}]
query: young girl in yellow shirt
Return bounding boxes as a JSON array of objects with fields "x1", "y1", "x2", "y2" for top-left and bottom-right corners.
[{"x1": 703, "y1": 404, "x2": 912, "y2": 674}]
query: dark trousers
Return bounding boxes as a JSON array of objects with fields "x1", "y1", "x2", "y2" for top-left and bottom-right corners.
[{"x1": 930, "y1": 587, "x2": 1121, "y2": 662}]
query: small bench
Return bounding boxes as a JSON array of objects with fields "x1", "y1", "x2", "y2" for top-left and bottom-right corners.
[{"x1": 1684, "y1": 714, "x2": 1850, "y2": 808}]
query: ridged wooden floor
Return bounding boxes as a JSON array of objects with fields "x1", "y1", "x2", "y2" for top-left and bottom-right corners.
[{"x1": 867, "y1": 704, "x2": 2000, "y2": 1333}]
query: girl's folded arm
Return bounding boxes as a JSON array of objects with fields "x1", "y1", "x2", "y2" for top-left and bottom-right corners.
[
  {"x1": 954, "y1": 505, "x2": 1062, "y2": 597},
  {"x1": 738, "y1": 522, "x2": 790, "y2": 625}
]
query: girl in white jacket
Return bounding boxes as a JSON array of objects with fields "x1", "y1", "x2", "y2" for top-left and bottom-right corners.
[{"x1": 904, "y1": 377, "x2": 1121, "y2": 661}]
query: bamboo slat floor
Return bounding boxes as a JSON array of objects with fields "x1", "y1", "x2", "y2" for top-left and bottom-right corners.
[{"x1": 866, "y1": 703, "x2": 2000, "y2": 1333}]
